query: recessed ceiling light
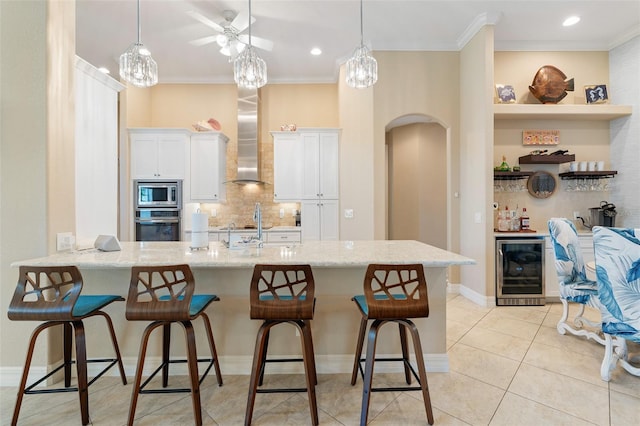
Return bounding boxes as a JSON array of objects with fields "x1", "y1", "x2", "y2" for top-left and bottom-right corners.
[
  {"x1": 563, "y1": 16, "x2": 580, "y2": 26},
  {"x1": 98, "y1": 67, "x2": 110, "y2": 74},
  {"x1": 310, "y1": 47, "x2": 322, "y2": 56}
]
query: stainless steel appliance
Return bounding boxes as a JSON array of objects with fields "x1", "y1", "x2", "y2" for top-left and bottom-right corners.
[
  {"x1": 496, "y1": 237, "x2": 545, "y2": 306},
  {"x1": 134, "y1": 180, "x2": 181, "y2": 209},
  {"x1": 577, "y1": 200, "x2": 617, "y2": 229},
  {"x1": 134, "y1": 180, "x2": 182, "y2": 241}
]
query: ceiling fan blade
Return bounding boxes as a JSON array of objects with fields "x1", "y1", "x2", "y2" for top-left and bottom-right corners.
[
  {"x1": 237, "y1": 34, "x2": 273, "y2": 51},
  {"x1": 231, "y1": 10, "x2": 255, "y2": 32},
  {"x1": 190, "y1": 35, "x2": 219, "y2": 47},
  {"x1": 186, "y1": 10, "x2": 224, "y2": 33}
]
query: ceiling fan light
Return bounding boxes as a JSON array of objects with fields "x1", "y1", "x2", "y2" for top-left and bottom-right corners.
[
  {"x1": 234, "y1": 45, "x2": 267, "y2": 88},
  {"x1": 216, "y1": 34, "x2": 229, "y2": 47},
  {"x1": 119, "y1": 42, "x2": 158, "y2": 88},
  {"x1": 346, "y1": 44, "x2": 377, "y2": 89}
]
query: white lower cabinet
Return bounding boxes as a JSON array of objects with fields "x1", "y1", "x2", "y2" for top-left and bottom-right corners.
[
  {"x1": 265, "y1": 231, "x2": 302, "y2": 244},
  {"x1": 301, "y1": 199, "x2": 339, "y2": 241},
  {"x1": 545, "y1": 234, "x2": 594, "y2": 298}
]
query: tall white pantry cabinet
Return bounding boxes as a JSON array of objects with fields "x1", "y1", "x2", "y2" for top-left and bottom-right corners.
[{"x1": 272, "y1": 128, "x2": 340, "y2": 241}]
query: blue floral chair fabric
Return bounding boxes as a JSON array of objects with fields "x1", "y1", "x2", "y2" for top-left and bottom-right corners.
[
  {"x1": 548, "y1": 218, "x2": 604, "y2": 344},
  {"x1": 592, "y1": 225, "x2": 640, "y2": 381}
]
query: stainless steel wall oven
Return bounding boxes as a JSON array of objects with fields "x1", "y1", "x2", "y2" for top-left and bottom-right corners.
[
  {"x1": 134, "y1": 180, "x2": 182, "y2": 241},
  {"x1": 496, "y1": 237, "x2": 545, "y2": 306}
]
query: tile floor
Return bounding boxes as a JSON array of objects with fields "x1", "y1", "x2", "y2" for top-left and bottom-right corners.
[{"x1": 2, "y1": 294, "x2": 640, "y2": 425}]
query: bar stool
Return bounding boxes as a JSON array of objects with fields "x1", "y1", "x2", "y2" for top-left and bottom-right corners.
[
  {"x1": 350, "y1": 264, "x2": 434, "y2": 425},
  {"x1": 245, "y1": 264, "x2": 318, "y2": 426},
  {"x1": 126, "y1": 264, "x2": 223, "y2": 426},
  {"x1": 8, "y1": 265, "x2": 127, "y2": 426}
]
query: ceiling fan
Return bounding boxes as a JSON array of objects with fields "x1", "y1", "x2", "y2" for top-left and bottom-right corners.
[{"x1": 187, "y1": 9, "x2": 273, "y2": 58}]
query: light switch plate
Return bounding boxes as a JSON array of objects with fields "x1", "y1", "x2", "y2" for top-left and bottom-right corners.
[
  {"x1": 344, "y1": 209, "x2": 354, "y2": 219},
  {"x1": 56, "y1": 232, "x2": 75, "y2": 251}
]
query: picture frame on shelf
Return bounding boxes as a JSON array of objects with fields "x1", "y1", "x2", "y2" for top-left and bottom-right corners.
[
  {"x1": 585, "y1": 84, "x2": 608, "y2": 104},
  {"x1": 522, "y1": 129, "x2": 560, "y2": 146},
  {"x1": 495, "y1": 84, "x2": 516, "y2": 103}
]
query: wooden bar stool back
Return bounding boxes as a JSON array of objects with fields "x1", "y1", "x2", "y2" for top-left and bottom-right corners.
[
  {"x1": 245, "y1": 264, "x2": 318, "y2": 426},
  {"x1": 350, "y1": 264, "x2": 434, "y2": 425},
  {"x1": 8, "y1": 265, "x2": 126, "y2": 426},
  {"x1": 126, "y1": 264, "x2": 223, "y2": 426}
]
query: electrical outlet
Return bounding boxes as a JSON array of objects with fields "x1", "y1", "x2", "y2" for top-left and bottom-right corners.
[
  {"x1": 56, "y1": 232, "x2": 74, "y2": 251},
  {"x1": 573, "y1": 211, "x2": 580, "y2": 220},
  {"x1": 211, "y1": 208, "x2": 217, "y2": 217},
  {"x1": 279, "y1": 208, "x2": 284, "y2": 218}
]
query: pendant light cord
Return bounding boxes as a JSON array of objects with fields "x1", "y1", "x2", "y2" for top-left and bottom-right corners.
[
  {"x1": 359, "y1": 0, "x2": 364, "y2": 46},
  {"x1": 136, "y1": 0, "x2": 141, "y2": 44},
  {"x1": 248, "y1": 0, "x2": 252, "y2": 46}
]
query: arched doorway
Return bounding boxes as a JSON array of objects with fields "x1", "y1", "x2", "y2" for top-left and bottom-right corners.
[{"x1": 386, "y1": 115, "x2": 448, "y2": 250}]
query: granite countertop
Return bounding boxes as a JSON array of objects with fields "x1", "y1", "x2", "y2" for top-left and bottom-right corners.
[
  {"x1": 494, "y1": 231, "x2": 593, "y2": 237},
  {"x1": 185, "y1": 226, "x2": 301, "y2": 233},
  {"x1": 12, "y1": 240, "x2": 475, "y2": 269}
]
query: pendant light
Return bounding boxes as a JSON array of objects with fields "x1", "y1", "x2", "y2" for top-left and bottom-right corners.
[
  {"x1": 346, "y1": 0, "x2": 377, "y2": 88},
  {"x1": 119, "y1": 0, "x2": 158, "y2": 88},
  {"x1": 233, "y1": 0, "x2": 267, "y2": 88}
]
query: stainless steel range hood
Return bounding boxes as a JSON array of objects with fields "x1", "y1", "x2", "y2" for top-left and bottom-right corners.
[{"x1": 231, "y1": 87, "x2": 266, "y2": 185}]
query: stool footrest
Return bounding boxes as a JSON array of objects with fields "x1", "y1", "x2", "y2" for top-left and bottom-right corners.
[
  {"x1": 139, "y1": 357, "x2": 216, "y2": 393},
  {"x1": 371, "y1": 386, "x2": 424, "y2": 392},
  {"x1": 24, "y1": 358, "x2": 121, "y2": 394},
  {"x1": 257, "y1": 387, "x2": 308, "y2": 394},
  {"x1": 356, "y1": 357, "x2": 422, "y2": 385}
]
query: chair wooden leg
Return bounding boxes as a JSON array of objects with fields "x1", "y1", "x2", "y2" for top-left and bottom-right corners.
[
  {"x1": 404, "y1": 320, "x2": 434, "y2": 425},
  {"x1": 200, "y1": 312, "x2": 223, "y2": 386},
  {"x1": 399, "y1": 323, "x2": 412, "y2": 385},
  {"x1": 303, "y1": 320, "x2": 318, "y2": 386},
  {"x1": 73, "y1": 321, "x2": 90, "y2": 425},
  {"x1": 245, "y1": 321, "x2": 273, "y2": 426},
  {"x1": 360, "y1": 319, "x2": 383, "y2": 426},
  {"x1": 96, "y1": 311, "x2": 127, "y2": 384},
  {"x1": 11, "y1": 322, "x2": 55, "y2": 426},
  {"x1": 128, "y1": 321, "x2": 163, "y2": 426},
  {"x1": 258, "y1": 328, "x2": 270, "y2": 386},
  {"x1": 182, "y1": 320, "x2": 203, "y2": 426},
  {"x1": 351, "y1": 316, "x2": 368, "y2": 385},
  {"x1": 64, "y1": 322, "x2": 73, "y2": 387},
  {"x1": 299, "y1": 321, "x2": 319, "y2": 425},
  {"x1": 162, "y1": 323, "x2": 171, "y2": 387}
]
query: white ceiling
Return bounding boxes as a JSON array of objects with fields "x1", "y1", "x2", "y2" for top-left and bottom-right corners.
[{"x1": 76, "y1": 0, "x2": 640, "y2": 84}]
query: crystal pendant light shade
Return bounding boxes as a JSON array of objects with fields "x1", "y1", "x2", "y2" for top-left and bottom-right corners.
[
  {"x1": 234, "y1": 46, "x2": 267, "y2": 88},
  {"x1": 346, "y1": 0, "x2": 377, "y2": 88},
  {"x1": 119, "y1": 0, "x2": 158, "y2": 88},
  {"x1": 234, "y1": 0, "x2": 267, "y2": 88},
  {"x1": 119, "y1": 43, "x2": 158, "y2": 88},
  {"x1": 346, "y1": 44, "x2": 378, "y2": 88}
]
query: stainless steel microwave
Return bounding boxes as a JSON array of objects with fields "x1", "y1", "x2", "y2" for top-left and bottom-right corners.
[{"x1": 134, "y1": 180, "x2": 182, "y2": 209}]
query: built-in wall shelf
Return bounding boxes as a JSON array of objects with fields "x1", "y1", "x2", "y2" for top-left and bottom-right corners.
[
  {"x1": 494, "y1": 104, "x2": 632, "y2": 121},
  {"x1": 559, "y1": 171, "x2": 618, "y2": 179},
  {"x1": 519, "y1": 154, "x2": 575, "y2": 164},
  {"x1": 493, "y1": 171, "x2": 534, "y2": 180}
]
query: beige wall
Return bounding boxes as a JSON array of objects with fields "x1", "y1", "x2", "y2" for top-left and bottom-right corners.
[
  {"x1": 459, "y1": 27, "x2": 495, "y2": 300},
  {"x1": 388, "y1": 123, "x2": 447, "y2": 249},
  {"x1": 1, "y1": 0, "x2": 76, "y2": 369}
]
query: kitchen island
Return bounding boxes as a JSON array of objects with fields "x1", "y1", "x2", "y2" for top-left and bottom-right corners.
[{"x1": 11, "y1": 240, "x2": 474, "y2": 375}]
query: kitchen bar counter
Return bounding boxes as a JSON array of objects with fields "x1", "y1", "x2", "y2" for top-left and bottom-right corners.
[{"x1": 11, "y1": 240, "x2": 474, "y2": 375}]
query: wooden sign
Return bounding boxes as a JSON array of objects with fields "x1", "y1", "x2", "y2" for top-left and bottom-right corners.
[{"x1": 522, "y1": 130, "x2": 560, "y2": 145}]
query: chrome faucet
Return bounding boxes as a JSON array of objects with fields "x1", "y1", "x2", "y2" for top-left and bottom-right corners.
[
  {"x1": 253, "y1": 203, "x2": 263, "y2": 247},
  {"x1": 227, "y1": 222, "x2": 236, "y2": 244}
]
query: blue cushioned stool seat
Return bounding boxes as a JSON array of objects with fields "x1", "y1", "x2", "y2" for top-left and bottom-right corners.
[
  {"x1": 159, "y1": 294, "x2": 219, "y2": 317},
  {"x1": 72, "y1": 295, "x2": 124, "y2": 317}
]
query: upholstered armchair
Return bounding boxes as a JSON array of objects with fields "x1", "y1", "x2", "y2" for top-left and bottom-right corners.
[
  {"x1": 592, "y1": 226, "x2": 640, "y2": 381},
  {"x1": 548, "y1": 218, "x2": 605, "y2": 344}
]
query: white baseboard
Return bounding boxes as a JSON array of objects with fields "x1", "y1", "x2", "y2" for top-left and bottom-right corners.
[
  {"x1": 459, "y1": 284, "x2": 496, "y2": 308},
  {"x1": 0, "y1": 353, "x2": 450, "y2": 387}
]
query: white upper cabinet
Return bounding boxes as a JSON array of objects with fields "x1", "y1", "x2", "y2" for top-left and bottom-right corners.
[
  {"x1": 272, "y1": 132, "x2": 303, "y2": 202},
  {"x1": 189, "y1": 133, "x2": 228, "y2": 202},
  {"x1": 301, "y1": 130, "x2": 339, "y2": 200},
  {"x1": 130, "y1": 129, "x2": 189, "y2": 179}
]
